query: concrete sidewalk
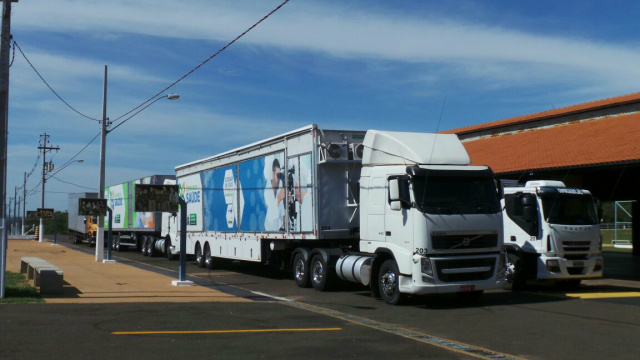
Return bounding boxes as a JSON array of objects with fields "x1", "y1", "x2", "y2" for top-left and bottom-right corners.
[{"x1": 6, "y1": 239, "x2": 249, "y2": 304}]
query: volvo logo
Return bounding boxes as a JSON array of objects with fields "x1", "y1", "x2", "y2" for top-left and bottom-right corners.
[{"x1": 451, "y1": 234, "x2": 483, "y2": 249}]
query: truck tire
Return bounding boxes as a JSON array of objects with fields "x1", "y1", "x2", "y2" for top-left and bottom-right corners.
[
  {"x1": 505, "y1": 252, "x2": 526, "y2": 291},
  {"x1": 148, "y1": 237, "x2": 157, "y2": 257},
  {"x1": 378, "y1": 259, "x2": 403, "y2": 305},
  {"x1": 112, "y1": 237, "x2": 121, "y2": 252},
  {"x1": 310, "y1": 255, "x2": 332, "y2": 291},
  {"x1": 195, "y1": 243, "x2": 205, "y2": 268},
  {"x1": 166, "y1": 239, "x2": 176, "y2": 260},
  {"x1": 292, "y1": 253, "x2": 310, "y2": 288},
  {"x1": 141, "y1": 237, "x2": 149, "y2": 257},
  {"x1": 204, "y1": 244, "x2": 214, "y2": 270}
]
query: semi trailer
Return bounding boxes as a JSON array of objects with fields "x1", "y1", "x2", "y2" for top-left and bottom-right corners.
[
  {"x1": 104, "y1": 175, "x2": 177, "y2": 257},
  {"x1": 170, "y1": 124, "x2": 506, "y2": 304},
  {"x1": 68, "y1": 192, "x2": 99, "y2": 245},
  {"x1": 502, "y1": 180, "x2": 603, "y2": 290}
]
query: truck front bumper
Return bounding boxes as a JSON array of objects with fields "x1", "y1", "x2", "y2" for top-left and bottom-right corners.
[
  {"x1": 536, "y1": 255, "x2": 603, "y2": 281},
  {"x1": 398, "y1": 254, "x2": 506, "y2": 295}
]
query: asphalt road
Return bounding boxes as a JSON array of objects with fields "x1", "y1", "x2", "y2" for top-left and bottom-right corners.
[{"x1": 3, "y1": 238, "x2": 640, "y2": 360}]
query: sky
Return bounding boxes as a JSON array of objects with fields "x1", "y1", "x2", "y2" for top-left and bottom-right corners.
[{"x1": 5, "y1": 0, "x2": 640, "y2": 214}]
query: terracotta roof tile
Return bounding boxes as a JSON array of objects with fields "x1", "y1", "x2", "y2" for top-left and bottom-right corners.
[
  {"x1": 443, "y1": 91, "x2": 640, "y2": 135},
  {"x1": 462, "y1": 113, "x2": 640, "y2": 174}
]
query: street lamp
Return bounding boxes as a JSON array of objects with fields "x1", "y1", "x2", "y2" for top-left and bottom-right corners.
[{"x1": 95, "y1": 77, "x2": 180, "y2": 262}]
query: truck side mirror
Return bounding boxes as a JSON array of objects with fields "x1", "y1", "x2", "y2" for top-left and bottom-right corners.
[
  {"x1": 389, "y1": 179, "x2": 401, "y2": 211},
  {"x1": 388, "y1": 177, "x2": 410, "y2": 211},
  {"x1": 495, "y1": 179, "x2": 503, "y2": 199},
  {"x1": 594, "y1": 197, "x2": 603, "y2": 223},
  {"x1": 520, "y1": 195, "x2": 537, "y2": 222},
  {"x1": 522, "y1": 205, "x2": 536, "y2": 222},
  {"x1": 521, "y1": 195, "x2": 534, "y2": 206}
]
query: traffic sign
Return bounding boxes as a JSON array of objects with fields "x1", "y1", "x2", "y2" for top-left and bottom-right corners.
[
  {"x1": 79, "y1": 198, "x2": 107, "y2": 216},
  {"x1": 37, "y1": 208, "x2": 55, "y2": 219},
  {"x1": 135, "y1": 184, "x2": 179, "y2": 212}
]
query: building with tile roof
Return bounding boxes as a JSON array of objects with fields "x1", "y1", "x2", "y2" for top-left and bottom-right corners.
[{"x1": 444, "y1": 92, "x2": 640, "y2": 254}]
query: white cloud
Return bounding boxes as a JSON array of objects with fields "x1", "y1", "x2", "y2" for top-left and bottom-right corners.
[{"x1": 14, "y1": 0, "x2": 640, "y2": 93}]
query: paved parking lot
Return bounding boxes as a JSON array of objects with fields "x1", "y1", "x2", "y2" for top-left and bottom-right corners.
[{"x1": 3, "y1": 238, "x2": 640, "y2": 360}]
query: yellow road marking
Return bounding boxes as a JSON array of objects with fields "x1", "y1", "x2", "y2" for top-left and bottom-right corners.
[
  {"x1": 113, "y1": 328, "x2": 342, "y2": 335},
  {"x1": 565, "y1": 292, "x2": 640, "y2": 299}
]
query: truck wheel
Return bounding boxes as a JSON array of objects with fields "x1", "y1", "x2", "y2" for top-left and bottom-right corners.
[
  {"x1": 148, "y1": 238, "x2": 157, "y2": 257},
  {"x1": 505, "y1": 252, "x2": 526, "y2": 291},
  {"x1": 204, "y1": 244, "x2": 214, "y2": 270},
  {"x1": 292, "y1": 253, "x2": 310, "y2": 288},
  {"x1": 310, "y1": 255, "x2": 331, "y2": 291},
  {"x1": 141, "y1": 237, "x2": 148, "y2": 256},
  {"x1": 378, "y1": 259, "x2": 403, "y2": 305},
  {"x1": 195, "y1": 243, "x2": 205, "y2": 268},
  {"x1": 166, "y1": 239, "x2": 176, "y2": 260}
]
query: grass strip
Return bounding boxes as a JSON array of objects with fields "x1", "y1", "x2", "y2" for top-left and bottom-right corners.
[{"x1": 0, "y1": 271, "x2": 44, "y2": 304}]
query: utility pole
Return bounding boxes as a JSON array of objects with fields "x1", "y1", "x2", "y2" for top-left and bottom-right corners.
[
  {"x1": 20, "y1": 171, "x2": 27, "y2": 235},
  {"x1": 6, "y1": 196, "x2": 10, "y2": 233},
  {"x1": 38, "y1": 133, "x2": 59, "y2": 243},
  {"x1": 16, "y1": 194, "x2": 19, "y2": 236},
  {"x1": 21, "y1": 171, "x2": 25, "y2": 234},
  {"x1": 0, "y1": 0, "x2": 17, "y2": 299},
  {"x1": 12, "y1": 185, "x2": 15, "y2": 235},
  {"x1": 96, "y1": 65, "x2": 108, "y2": 262}
]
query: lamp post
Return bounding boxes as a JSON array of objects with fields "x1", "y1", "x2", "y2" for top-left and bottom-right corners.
[{"x1": 94, "y1": 69, "x2": 179, "y2": 261}]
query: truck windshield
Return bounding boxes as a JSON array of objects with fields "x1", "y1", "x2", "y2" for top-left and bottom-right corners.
[
  {"x1": 411, "y1": 169, "x2": 500, "y2": 215},
  {"x1": 540, "y1": 193, "x2": 598, "y2": 225}
]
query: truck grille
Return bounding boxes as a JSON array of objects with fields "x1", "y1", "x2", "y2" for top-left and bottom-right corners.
[
  {"x1": 568, "y1": 267, "x2": 585, "y2": 275},
  {"x1": 434, "y1": 257, "x2": 496, "y2": 282},
  {"x1": 432, "y1": 234, "x2": 498, "y2": 250},
  {"x1": 562, "y1": 241, "x2": 591, "y2": 252}
]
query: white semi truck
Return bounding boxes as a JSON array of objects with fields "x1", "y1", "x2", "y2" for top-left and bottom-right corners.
[
  {"x1": 104, "y1": 175, "x2": 177, "y2": 257},
  {"x1": 502, "y1": 180, "x2": 603, "y2": 290},
  {"x1": 170, "y1": 124, "x2": 506, "y2": 304}
]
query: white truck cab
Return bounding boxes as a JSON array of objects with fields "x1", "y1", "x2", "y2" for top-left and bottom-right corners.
[
  {"x1": 502, "y1": 180, "x2": 603, "y2": 290},
  {"x1": 354, "y1": 131, "x2": 506, "y2": 303}
]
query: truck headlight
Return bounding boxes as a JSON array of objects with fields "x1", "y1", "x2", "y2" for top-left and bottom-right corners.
[
  {"x1": 421, "y1": 257, "x2": 434, "y2": 283},
  {"x1": 546, "y1": 259, "x2": 560, "y2": 272}
]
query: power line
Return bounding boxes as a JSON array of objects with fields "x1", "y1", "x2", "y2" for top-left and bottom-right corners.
[
  {"x1": 46, "y1": 131, "x2": 100, "y2": 179},
  {"x1": 109, "y1": 0, "x2": 291, "y2": 129},
  {"x1": 13, "y1": 41, "x2": 101, "y2": 122},
  {"x1": 49, "y1": 175, "x2": 97, "y2": 191}
]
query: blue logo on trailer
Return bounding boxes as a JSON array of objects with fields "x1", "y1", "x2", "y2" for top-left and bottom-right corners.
[
  {"x1": 238, "y1": 157, "x2": 268, "y2": 231},
  {"x1": 201, "y1": 165, "x2": 238, "y2": 231}
]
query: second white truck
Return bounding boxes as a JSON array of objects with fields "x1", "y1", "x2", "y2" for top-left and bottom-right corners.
[
  {"x1": 169, "y1": 124, "x2": 506, "y2": 304},
  {"x1": 104, "y1": 175, "x2": 177, "y2": 257},
  {"x1": 502, "y1": 180, "x2": 603, "y2": 290}
]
